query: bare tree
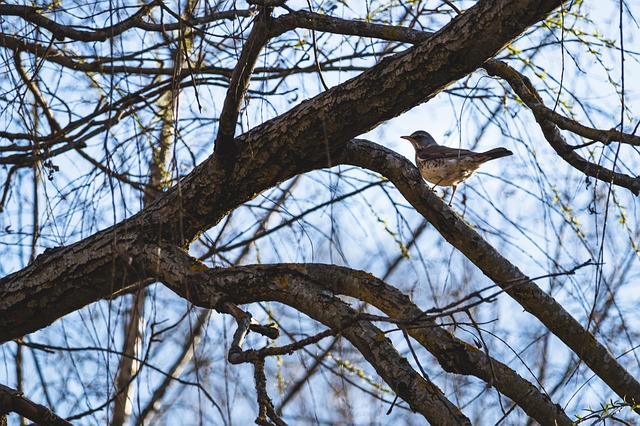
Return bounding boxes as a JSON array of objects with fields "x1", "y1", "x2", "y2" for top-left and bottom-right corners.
[{"x1": 1, "y1": 0, "x2": 640, "y2": 424}]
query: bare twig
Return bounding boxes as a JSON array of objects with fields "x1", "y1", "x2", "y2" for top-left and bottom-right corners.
[
  {"x1": 483, "y1": 60, "x2": 640, "y2": 195},
  {"x1": 442, "y1": 0, "x2": 463, "y2": 15},
  {"x1": 134, "y1": 309, "x2": 212, "y2": 426},
  {"x1": 0, "y1": 3, "x2": 154, "y2": 42},
  {"x1": 228, "y1": 327, "x2": 339, "y2": 364},
  {"x1": 13, "y1": 50, "x2": 61, "y2": 134},
  {"x1": 253, "y1": 359, "x2": 287, "y2": 426}
]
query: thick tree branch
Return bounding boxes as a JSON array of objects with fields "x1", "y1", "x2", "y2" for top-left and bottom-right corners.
[
  {"x1": 1, "y1": 0, "x2": 636, "y2": 423},
  {"x1": 300, "y1": 264, "x2": 572, "y2": 425},
  {"x1": 0, "y1": 0, "x2": 565, "y2": 351},
  {"x1": 270, "y1": 10, "x2": 433, "y2": 43},
  {"x1": 270, "y1": 9, "x2": 640, "y2": 194},
  {"x1": 142, "y1": 245, "x2": 471, "y2": 425},
  {"x1": 144, "y1": 242, "x2": 572, "y2": 424},
  {"x1": 339, "y1": 138, "x2": 640, "y2": 410}
]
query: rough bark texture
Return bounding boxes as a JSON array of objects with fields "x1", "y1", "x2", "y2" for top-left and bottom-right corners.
[
  {"x1": 142, "y1": 245, "x2": 471, "y2": 424},
  {"x1": 143, "y1": 244, "x2": 572, "y2": 425},
  {"x1": 0, "y1": 0, "x2": 565, "y2": 343},
  {"x1": 0, "y1": 383, "x2": 72, "y2": 426},
  {"x1": 8, "y1": 0, "x2": 639, "y2": 422}
]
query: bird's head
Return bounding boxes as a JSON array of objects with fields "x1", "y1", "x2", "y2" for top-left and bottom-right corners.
[{"x1": 400, "y1": 130, "x2": 438, "y2": 149}]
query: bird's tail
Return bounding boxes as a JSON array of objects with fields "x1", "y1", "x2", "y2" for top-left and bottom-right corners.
[{"x1": 479, "y1": 147, "x2": 513, "y2": 161}]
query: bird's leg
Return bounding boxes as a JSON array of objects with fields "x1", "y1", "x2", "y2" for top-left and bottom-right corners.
[{"x1": 448, "y1": 185, "x2": 457, "y2": 206}]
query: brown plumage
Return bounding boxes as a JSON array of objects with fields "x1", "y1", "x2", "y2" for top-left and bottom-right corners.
[{"x1": 401, "y1": 130, "x2": 513, "y2": 205}]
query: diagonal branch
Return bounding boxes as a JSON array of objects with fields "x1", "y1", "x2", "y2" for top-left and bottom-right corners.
[
  {"x1": 339, "y1": 138, "x2": 640, "y2": 411},
  {"x1": 214, "y1": 7, "x2": 274, "y2": 156},
  {"x1": 308, "y1": 264, "x2": 572, "y2": 424},
  {"x1": 270, "y1": 8, "x2": 640, "y2": 194},
  {"x1": 13, "y1": 50, "x2": 61, "y2": 134},
  {"x1": 0, "y1": 383, "x2": 72, "y2": 426},
  {"x1": 143, "y1": 241, "x2": 571, "y2": 424}
]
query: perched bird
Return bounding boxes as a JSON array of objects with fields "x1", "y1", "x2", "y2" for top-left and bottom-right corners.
[{"x1": 401, "y1": 130, "x2": 513, "y2": 205}]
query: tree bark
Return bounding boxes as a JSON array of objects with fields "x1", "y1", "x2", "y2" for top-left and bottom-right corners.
[
  {"x1": 0, "y1": 0, "x2": 566, "y2": 343},
  {"x1": 142, "y1": 243, "x2": 572, "y2": 425}
]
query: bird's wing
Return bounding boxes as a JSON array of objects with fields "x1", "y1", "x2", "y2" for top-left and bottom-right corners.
[{"x1": 416, "y1": 146, "x2": 476, "y2": 160}]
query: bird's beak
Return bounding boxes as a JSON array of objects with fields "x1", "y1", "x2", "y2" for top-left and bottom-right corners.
[{"x1": 400, "y1": 136, "x2": 413, "y2": 142}]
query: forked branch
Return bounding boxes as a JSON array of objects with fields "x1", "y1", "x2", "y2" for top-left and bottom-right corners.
[{"x1": 483, "y1": 60, "x2": 640, "y2": 195}]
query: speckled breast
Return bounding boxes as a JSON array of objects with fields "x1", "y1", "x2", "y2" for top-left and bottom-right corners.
[{"x1": 416, "y1": 157, "x2": 481, "y2": 187}]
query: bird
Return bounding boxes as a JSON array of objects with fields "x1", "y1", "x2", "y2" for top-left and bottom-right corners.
[{"x1": 401, "y1": 130, "x2": 513, "y2": 206}]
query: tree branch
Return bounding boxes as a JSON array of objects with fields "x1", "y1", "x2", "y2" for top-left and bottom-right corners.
[
  {"x1": 0, "y1": 3, "x2": 155, "y2": 42},
  {"x1": 339, "y1": 138, "x2": 640, "y2": 410},
  {"x1": 13, "y1": 50, "x2": 61, "y2": 134},
  {"x1": 270, "y1": 8, "x2": 640, "y2": 194},
  {"x1": 301, "y1": 264, "x2": 572, "y2": 424},
  {"x1": 0, "y1": 383, "x2": 72, "y2": 426},
  {"x1": 270, "y1": 10, "x2": 433, "y2": 43},
  {"x1": 0, "y1": 0, "x2": 566, "y2": 354},
  {"x1": 483, "y1": 60, "x2": 640, "y2": 195},
  {"x1": 214, "y1": 8, "x2": 274, "y2": 156},
  {"x1": 0, "y1": 4, "x2": 253, "y2": 43},
  {"x1": 142, "y1": 240, "x2": 571, "y2": 424},
  {"x1": 142, "y1": 245, "x2": 471, "y2": 425},
  {"x1": 252, "y1": 358, "x2": 285, "y2": 426}
]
